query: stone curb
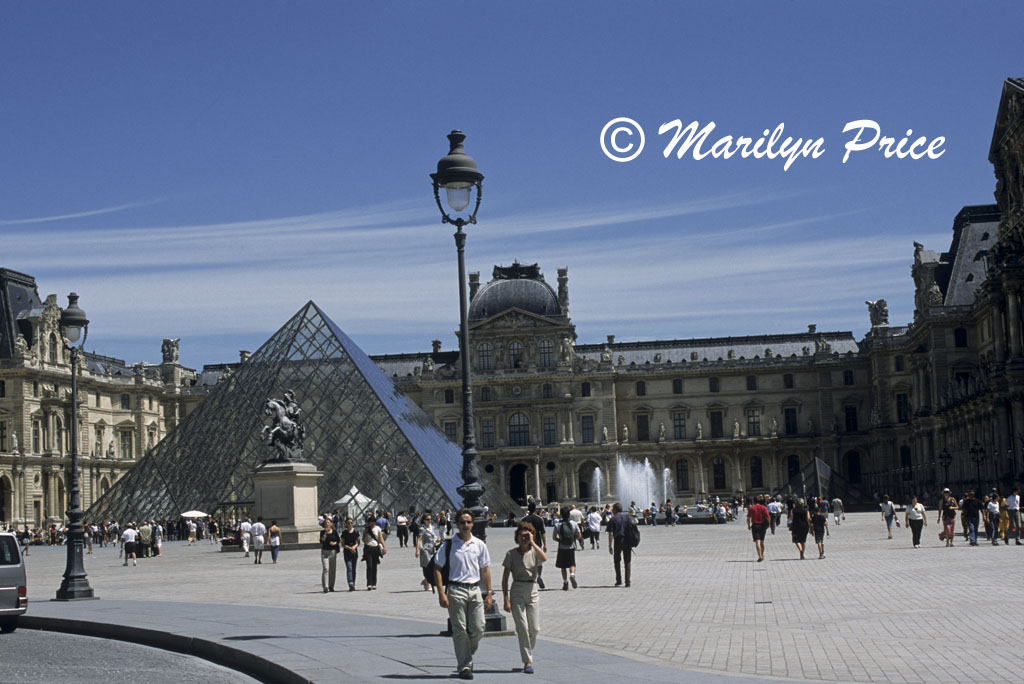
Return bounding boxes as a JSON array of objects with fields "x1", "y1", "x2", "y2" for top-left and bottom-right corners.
[{"x1": 20, "y1": 615, "x2": 308, "y2": 684}]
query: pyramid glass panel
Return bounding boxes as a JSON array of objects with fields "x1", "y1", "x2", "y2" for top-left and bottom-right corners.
[{"x1": 88, "y1": 301, "x2": 515, "y2": 523}]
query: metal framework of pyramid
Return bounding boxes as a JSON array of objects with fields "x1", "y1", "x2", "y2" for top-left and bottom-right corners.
[{"x1": 88, "y1": 301, "x2": 505, "y2": 522}]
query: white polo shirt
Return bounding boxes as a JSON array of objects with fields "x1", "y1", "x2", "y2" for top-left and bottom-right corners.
[
  {"x1": 435, "y1": 534, "x2": 490, "y2": 584},
  {"x1": 1007, "y1": 494, "x2": 1020, "y2": 511}
]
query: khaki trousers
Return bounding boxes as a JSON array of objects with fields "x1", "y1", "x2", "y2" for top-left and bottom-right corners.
[
  {"x1": 509, "y1": 581, "x2": 539, "y2": 665},
  {"x1": 446, "y1": 583, "x2": 484, "y2": 671}
]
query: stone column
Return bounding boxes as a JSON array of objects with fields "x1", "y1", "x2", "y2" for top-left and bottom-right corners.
[
  {"x1": 993, "y1": 302, "x2": 1007, "y2": 363},
  {"x1": 1007, "y1": 287, "x2": 1023, "y2": 358},
  {"x1": 533, "y1": 459, "x2": 542, "y2": 501},
  {"x1": 499, "y1": 462, "x2": 507, "y2": 495}
]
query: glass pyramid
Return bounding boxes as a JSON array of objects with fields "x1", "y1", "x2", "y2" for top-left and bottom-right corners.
[{"x1": 88, "y1": 301, "x2": 501, "y2": 523}]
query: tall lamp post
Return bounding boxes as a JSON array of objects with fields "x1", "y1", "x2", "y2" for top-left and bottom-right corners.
[
  {"x1": 431, "y1": 130, "x2": 505, "y2": 633},
  {"x1": 938, "y1": 447, "x2": 952, "y2": 488},
  {"x1": 55, "y1": 293, "x2": 96, "y2": 601},
  {"x1": 969, "y1": 440, "x2": 985, "y2": 494}
]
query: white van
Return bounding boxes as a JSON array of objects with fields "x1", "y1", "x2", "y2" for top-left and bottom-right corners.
[{"x1": 0, "y1": 531, "x2": 27, "y2": 632}]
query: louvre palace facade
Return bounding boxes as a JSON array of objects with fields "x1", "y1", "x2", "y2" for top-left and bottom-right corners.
[
  {"x1": 374, "y1": 78, "x2": 1024, "y2": 507},
  {"x1": 1, "y1": 78, "x2": 1021, "y2": 526}
]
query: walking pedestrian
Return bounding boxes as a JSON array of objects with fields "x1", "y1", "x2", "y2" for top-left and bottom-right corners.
[
  {"x1": 340, "y1": 517, "x2": 360, "y2": 591},
  {"x1": 1007, "y1": 487, "x2": 1022, "y2": 545},
  {"x1": 501, "y1": 522, "x2": 547, "y2": 675},
  {"x1": 320, "y1": 519, "x2": 339, "y2": 592},
  {"x1": 553, "y1": 507, "x2": 580, "y2": 590},
  {"x1": 767, "y1": 496, "x2": 782, "y2": 535},
  {"x1": 396, "y1": 511, "x2": 410, "y2": 548},
  {"x1": 362, "y1": 517, "x2": 386, "y2": 590},
  {"x1": 811, "y1": 504, "x2": 829, "y2": 559},
  {"x1": 937, "y1": 488, "x2": 959, "y2": 547},
  {"x1": 831, "y1": 496, "x2": 844, "y2": 525},
  {"x1": 746, "y1": 495, "x2": 770, "y2": 562},
  {"x1": 522, "y1": 501, "x2": 548, "y2": 590},
  {"x1": 121, "y1": 523, "x2": 138, "y2": 567},
  {"x1": 607, "y1": 502, "x2": 633, "y2": 587},
  {"x1": 880, "y1": 494, "x2": 897, "y2": 539},
  {"x1": 268, "y1": 520, "x2": 281, "y2": 563},
  {"x1": 585, "y1": 506, "x2": 602, "y2": 549},
  {"x1": 905, "y1": 495, "x2": 927, "y2": 548},
  {"x1": 790, "y1": 498, "x2": 810, "y2": 560},
  {"x1": 251, "y1": 516, "x2": 267, "y2": 564},
  {"x1": 187, "y1": 518, "x2": 197, "y2": 545},
  {"x1": 434, "y1": 508, "x2": 493, "y2": 680},
  {"x1": 961, "y1": 491, "x2": 984, "y2": 546},
  {"x1": 239, "y1": 518, "x2": 252, "y2": 557},
  {"x1": 415, "y1": 512, "x2": 441, "y2": 593}
]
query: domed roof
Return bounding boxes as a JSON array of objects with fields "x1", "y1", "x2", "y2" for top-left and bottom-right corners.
[{"x1": 469, "y1": 263, "x2": 563, "y2": 321}]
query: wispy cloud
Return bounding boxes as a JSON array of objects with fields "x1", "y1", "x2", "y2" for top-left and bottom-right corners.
[{"x1": 0, "y1": 199, "x2": 167, "y2": 226}]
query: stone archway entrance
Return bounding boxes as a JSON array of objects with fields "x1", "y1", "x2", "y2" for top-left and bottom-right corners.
[{"x1": 508, "y1": 463, "x2": 528, "y2": 503}]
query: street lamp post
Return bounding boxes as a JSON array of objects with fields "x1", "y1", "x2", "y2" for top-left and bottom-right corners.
[
  {"x1": 55, "y1": 293, "x2": 96, "y2": 601},
  {"x1": 938, "y1": 448, "x2": 952, "y2": 488},
  {"x1": 431, "y1": 131, "x2": 505, "y2": 633},
  {"x1": 969, "y1": 440, "x2": 985, "y2": 494}
]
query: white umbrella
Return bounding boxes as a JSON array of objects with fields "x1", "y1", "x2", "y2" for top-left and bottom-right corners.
[{"x1": 180, "y1": 510, "x2": 208, "y2": 518}]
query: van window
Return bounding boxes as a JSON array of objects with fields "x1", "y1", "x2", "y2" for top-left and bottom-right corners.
[{"x1": 0, "y1": 536, "x2": 20, "y2": 565}]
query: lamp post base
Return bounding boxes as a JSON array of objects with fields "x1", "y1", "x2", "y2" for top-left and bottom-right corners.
[{"x1": 54, "y1": 581, "x2": 97, "y2": 601}]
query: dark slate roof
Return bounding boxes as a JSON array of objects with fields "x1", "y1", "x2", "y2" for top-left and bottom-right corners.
[
  {"x1": 469, "y1": 264, "x2": 563, "y2": 322},
  {"x1": 0, "y1": 268, "x2": 43, "y2": 359}
]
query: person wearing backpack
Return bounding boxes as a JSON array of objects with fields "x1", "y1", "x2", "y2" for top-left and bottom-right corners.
[
  {"x1": 606, "y1": 502, "x2": 634, "y2": 587},
  {"x1": 553, "y1": 507, "x2": 581, "y2": 590}
]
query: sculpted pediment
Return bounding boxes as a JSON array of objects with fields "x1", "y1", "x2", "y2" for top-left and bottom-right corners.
[{"x1": 470, "y1": 308, "x2": 562, "y2": 331}]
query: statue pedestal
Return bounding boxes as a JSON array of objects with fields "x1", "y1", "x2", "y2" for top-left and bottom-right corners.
[{"x1": 253, "y1": 461, "x2": 323, "y2": 548}]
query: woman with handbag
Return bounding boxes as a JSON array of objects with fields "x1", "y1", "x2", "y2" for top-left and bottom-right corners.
[
  {"x1": 937, "y1": 488, "x2": 959, "y2": 547},
  {"x1": 414, "y1": 512, "x2": 442, "y2": 593},
  {"x1": 362, "y1": 518, "x2": 386, "y2": 590}
]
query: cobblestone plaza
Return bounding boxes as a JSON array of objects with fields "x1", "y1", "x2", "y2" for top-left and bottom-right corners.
[{"x1": 18, "y1": 511, "x2": 1023, "y2": 683}]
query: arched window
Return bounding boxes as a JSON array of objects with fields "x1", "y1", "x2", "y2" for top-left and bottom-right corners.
[
  {"x1": 49, "y1": 333, "x2": 58, "y2": 364},
  {"x1": 538, "y1": 339, "x2": 553, "y2": 367},
  {"x1": 477, "y1": 343, "x2": 493, "y2": 371},
  {"x1": 508, "y1": 341, "x2": 523, "y2": 368},
  {"x1": 508, "y1": 413, "x2": 530, "y2": 446}
]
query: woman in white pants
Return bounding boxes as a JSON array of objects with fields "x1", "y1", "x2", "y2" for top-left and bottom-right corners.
[{"x1": 501, "y1": 522, "x2": 548, "y2": 674}]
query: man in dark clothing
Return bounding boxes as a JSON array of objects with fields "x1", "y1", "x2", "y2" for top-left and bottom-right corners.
[
  {"x1": 961, "y1": 491, "x2": 984, "y2": 546},
  {"x1": 606, "y1": 502, "x2": 632, "y2": 587},
  {"x1": 523, "y1": 501, "x2": 548, "y2": 590}
]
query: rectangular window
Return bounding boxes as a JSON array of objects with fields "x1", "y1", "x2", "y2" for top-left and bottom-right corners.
[
  {"x1": 844, "y1": 406, "x2": 858, "y2": 432},
  {"x1": 783, "y1": 373, "x2": 794, "y2": 389},
  {"x1": 674, "y1": 459, "x2": 689, "y2": 490},
  {"x1": 672, "y1": 412, "x2": 686, "y2": 440},
  {"x1": 895, "y1": 355, "x2": 905, "y2": 372},
  {"x1": 747, "y1": 409, "x2": 761, "y2": 437},
  {"x1": 33, "y1": 381, "x2": 39, "y2": 398},
  {"x1": 0, "y1": 422, "x2": 6, "y2": 452},
  {"x1": 843, "y1": 370, "x2": 854, "y2": 386},
  {"x1": 443, "y1": 421, "x2": 457, "y2": 443},
  {"x1": 896, "y1": 394, "x2": 910, "y2": 423},
  {"x1": 444, "y1": 389, "x2": 454, "y2": 404},
  {"x1": 636, "y1": 381, "x2": 646, "y2": 397},
  {"x1": 709, "y1": 377, "x2": 720, "y2": 393},
  {"x1": 954, "y1": 328, "x2": 968, "y2": 348},
  {"x1": 543, "y1": 416, "x2": 556, "y2": 445},
  {"x1": 32, "y1": 421, "x2": 40, "y2": 452},
  {"x1": 95, "y1": 391, "x2": 101, "y2": 407},
  {"x1": 480, "y1": 387, "x2": 491, "y2": 402},
  {"x1": 746, "y1": 375, "x2": 757, "y2": 391},
  {"x1": 581, "y1": 382, "x2": 591, "y2": 397},
  {"x1": 784, "y1": 408, "x2": 798, "y2": 435},
  {"x1": 542, "y1": 384, "x2": 553, "y2": 399},
  {"x1": 148, "y1": 396, "x2": 154, "y2": 411},
  {"x1": 581, "y1": 415, "x2": 595, "y2": 444},
  {"x1": 120, "y1": 393, "x2": 131, "y2": 410},
  {"x1": 481, "y1": 419, "x2": 495, "y2": 448},
  {"x1": 636, "y1": 415, "x2": 650, "y2": 442},
  {"x1": 0, "y1": 380, "x2": 5, "y2": 397},
  {"x1": 119, "y1": 431, "x2": 133, "y2": 459},
  {"x1": 672, "y1": 379, "x2": 683, "y2": 394},
  {"x1": 710, "y1": 411, "x2": 724, "y2": 438}
]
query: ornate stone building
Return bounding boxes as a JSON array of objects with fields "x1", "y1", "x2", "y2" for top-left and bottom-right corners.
[
  {"x1": 374, "y1": 78, "x2": 1024, "y2": 506},
  {"x1": 0, "y1": 268, "x2": 203, "y2": 528}
]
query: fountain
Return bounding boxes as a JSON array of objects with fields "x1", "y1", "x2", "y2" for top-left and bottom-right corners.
[
  {"x1": 616, "y1": 455, "x2": 661, "y2": 509},
  {"x1": 592, "y1": 466, "x2": 603, "y2": 506},
  {"x1": 663, "y1": 467, "x2": 674, "y2": 503}
]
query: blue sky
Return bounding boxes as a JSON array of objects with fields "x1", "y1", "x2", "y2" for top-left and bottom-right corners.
[{"x1": 2, "y1": 2, "x2": 1021, "y2": 370}]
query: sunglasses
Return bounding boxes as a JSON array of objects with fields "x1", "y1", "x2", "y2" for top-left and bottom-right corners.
[{"x1": 458, "y1": 520, "x2": 474, "y2": 526}]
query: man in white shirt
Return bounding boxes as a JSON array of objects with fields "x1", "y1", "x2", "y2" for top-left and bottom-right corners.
[
  {"x1": 767, "y1": 498, "x2": 783, "y2": 534},
  {"x1": 435, "y1": 508, "x2": 493, "y2": 681},
  {"x1": 121, "y1": 523, "x2": 138, "y2": 567},
  {"x1": 831, "y1": 497, "x2": 844, "y2": 525},
  {"x1": 251, "y1": 516, "x2": 268, "y2": 564},
  {"x1": 1007, "y1": 488, "x2": 1021, "y2": 545},
  {"x1": 568, "y1": 505, "x2": 585, "y2": 550},
  {"x1": 239, "y1": 518, "x2": 253, "y2": 557},
  {"x1": 586, "y1": 506, "x2": 603, "y2": 549}
]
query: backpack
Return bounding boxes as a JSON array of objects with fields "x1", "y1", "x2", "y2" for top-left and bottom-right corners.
[
  {"x1": 558, "y1": 520, "x2": 575, "y2": 545},
  {"x1": 625, "y1": 518, "x2": 641, "y2": 549},
  {"x1": 425, "y1": 538, "x2": 454, "y2": 586}
]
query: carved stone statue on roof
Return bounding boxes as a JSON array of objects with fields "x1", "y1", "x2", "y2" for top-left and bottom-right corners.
[
  {"x1": 866, "y1": 299, "x2": 889, "y2": 328},
  {"x1": 13, "y1": 334, "x2": 28, "y2": 357},
  {"x1": 162, "y1": 338, "x2": 180, "y2": 364}
]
